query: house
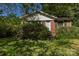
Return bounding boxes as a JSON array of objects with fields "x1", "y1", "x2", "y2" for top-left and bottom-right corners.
[
  {"x1": 55, "y1": 17, "x2": 72, "y2": 28},
  {"x1": 20, "y1": 11, "x2": 72, "y2": 36},
  {"x1": 20, "y1": 11, "x2": 57, "y2": 35}
]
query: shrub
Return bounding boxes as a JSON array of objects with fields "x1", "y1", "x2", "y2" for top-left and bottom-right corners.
[
  {"x1": 72, "y1": 17, "x2": 79, "y2": 27},
  {"x1": 56, "y1": 26, "x2": 79, "y2": 39},
  {"x1": 22, "y1": 21, "x2": 52, "y2": 39},
  {"x1": 0, "y1": 16, "x2": 52, "y2": 39},
  {"x1": 0, "y1": 22, "x2": 10, "y2": 38},
  {"x1": 0, "y1": 17, "x2": 21, "y2": 38}
]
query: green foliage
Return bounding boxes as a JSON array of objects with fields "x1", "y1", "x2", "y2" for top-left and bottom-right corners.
[
  {"x1": 23, "y1": 21, "x2": 52, "y2": 39},
  {"x1": 0, "y1": 21, "x2": 11, "y2": 38},
  {"x1": 56, "y1": 27, "x2": 79, "y2": 39},
  {"x1": 0, "y1": 17, "x2": 52, "y2": 39},
  {"x1": 72, "y1": 17, "x2": 79, "y2": 27},
  {"x1": 42, "y1": 3, "x2": 79, "y2": 27},
  {"x1": 43, "y1": 4, "x2": 75, "y2": 17},
  {"x1": 0, "y1": 17, "x2": 21, "y2": 38},
  {"x1": 0, "y1": 38, "x2": 78, "y2": 56}
]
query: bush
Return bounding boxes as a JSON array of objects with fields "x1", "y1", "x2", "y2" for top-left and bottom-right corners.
[
  {"x1": 72, "y1": 17, "x2": 79, "y2": 27},
  {"x1": 0, "y1": 17, "x2": 21, "y2": 38},
  {"x1": 0, "y1": 16, "x2": 52, "y2": 39},
  {"x1": 56, "y1": 27, "x2": 79, "y2": 39},
  {"x1": 0, "y1": 22, "x2": 11, "y2": 38},
  {"x1": 22, "y1": 21, "x2": 52, "y2": 39}
]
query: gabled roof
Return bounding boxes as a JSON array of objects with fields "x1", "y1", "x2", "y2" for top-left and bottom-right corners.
[
  {"x1": 20, "y1": 11, "x2": 57, "y2": 20},
  {"x1": 20, "y1": 11, "x2": 72, "y2": 22}
]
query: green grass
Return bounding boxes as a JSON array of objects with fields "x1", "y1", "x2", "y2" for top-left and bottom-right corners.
[{"x1": 0, "y1": 38, "x2": 79, "y2": 56}]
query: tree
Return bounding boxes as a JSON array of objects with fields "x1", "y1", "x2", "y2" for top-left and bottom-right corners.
[
  {"x1": 23, "y1": 3, "x2": 42, "y2": 14},
  {"x1": 43, "y1": 3, "x2": 75, "y2": 17}
]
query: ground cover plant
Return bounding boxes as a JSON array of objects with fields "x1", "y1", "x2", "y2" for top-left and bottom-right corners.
[
  {"x1": 0, "y1": 38, "x2": 79, "y2": 56},
  {"x1": 56, "y1": 27, "x2": 79, "y2": 39}
]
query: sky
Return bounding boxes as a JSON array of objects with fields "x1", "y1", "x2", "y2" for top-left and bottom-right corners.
[{"x1": 0, "y1": 3, "x2": 42, "y2": 17}]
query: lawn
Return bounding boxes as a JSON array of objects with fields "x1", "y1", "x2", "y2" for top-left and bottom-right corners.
[{"x1": 0, "y1": 38, "x2": 79, "y2": 56}]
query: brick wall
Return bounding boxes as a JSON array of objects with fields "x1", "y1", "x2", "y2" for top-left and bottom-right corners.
[{"x1": 51, "y1": 20, "x2": 55, "y2": 33}]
